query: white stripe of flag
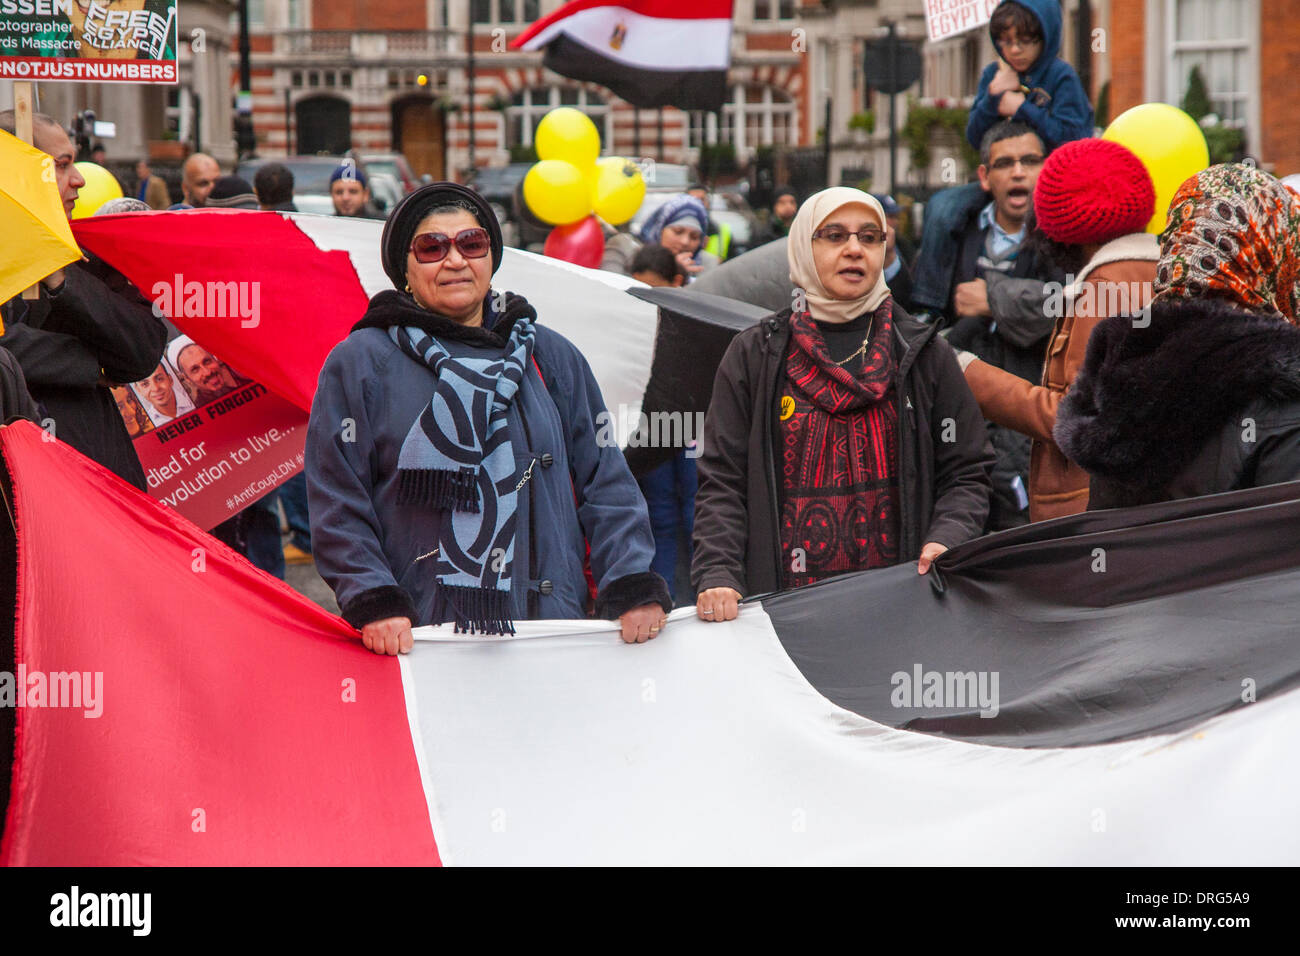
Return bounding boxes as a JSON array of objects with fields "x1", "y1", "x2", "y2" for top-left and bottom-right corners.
[{"x1": 519, "y1": 7, "x2": 731, "y2": 71}]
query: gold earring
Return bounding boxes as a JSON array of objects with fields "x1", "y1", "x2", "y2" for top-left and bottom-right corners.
[{"x1": 404, "y1": 282, "x2": 411, "y2": 293}]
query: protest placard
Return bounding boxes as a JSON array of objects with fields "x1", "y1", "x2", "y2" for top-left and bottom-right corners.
[
  {"x1": 0, "y1": 0, "x2": 178, "y2": 83},
  {"x1": 924, "y1": 0, "x2": 1000, "y2": 43}
]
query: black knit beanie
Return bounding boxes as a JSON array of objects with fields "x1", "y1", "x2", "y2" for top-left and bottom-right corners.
[{"x1": 380, "y1": 181, "x2": 504, "y2": 289}]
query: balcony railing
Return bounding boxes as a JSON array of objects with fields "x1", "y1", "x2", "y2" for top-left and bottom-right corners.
[{"x1": 279, "y1": 31, "x2": 460, "y2": 58}]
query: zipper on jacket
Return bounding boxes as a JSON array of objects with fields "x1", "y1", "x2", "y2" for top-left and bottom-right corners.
[
  {"x1": 765, "y1": 319, "x2": 786, "y2": 588},
  {"x1": 894, "y1": 316, "x2": 928, "y2": 562},
  {"x1": 517, "y1": 396, "x2": 540, "y2": 619}
]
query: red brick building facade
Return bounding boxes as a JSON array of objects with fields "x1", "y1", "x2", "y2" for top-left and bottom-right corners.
[
  {"x1": 1107, "y1": 0, "x2": 1298, "y2": 176},
  {"x1": 240, "y1": 0, "x2": 812, "y2": 181}
]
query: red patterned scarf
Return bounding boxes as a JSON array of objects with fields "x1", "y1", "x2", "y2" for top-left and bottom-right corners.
[{"x1": 779, "y1": 302, "x2": 900, "y2": 589}]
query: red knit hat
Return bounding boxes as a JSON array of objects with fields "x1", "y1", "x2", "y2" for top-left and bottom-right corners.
[{"x1": 1033, "y1": 139, "x2": 1156, "y2": 245}]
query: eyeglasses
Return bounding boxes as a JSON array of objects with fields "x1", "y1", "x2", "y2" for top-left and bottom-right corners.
[
  {"x1": 812, "y1": 226, "x2": 887, "y2": 246},
  {"x1": 988, "y1": 154, "x2": 1045, "y2": 172},
  {"x1": 998, "y1": 35, "x2": 1042, "y2": 52},
  {"x1": 410, "y1": 228, "x2": 491, "y2": 263}
]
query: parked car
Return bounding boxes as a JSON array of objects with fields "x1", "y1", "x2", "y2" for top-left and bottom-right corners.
[
  {"x1": 470, "y1": 163, "x2": 535, "y2": 248},
  {"x1": 641, "y1": 162, "x2": 695, "y2": 194},
  {"x1": 235, "y1": 154, "x2": 374, "y2": 216},
  {"x1": 367, "y1": 172, "x2": 404, "y2": 218},
  {"x1": 468, "y1": 163, "x2": 532, "y2": 207},
  {"x1": 361, "y1": 153, "x2": 421, "y2": 194}
]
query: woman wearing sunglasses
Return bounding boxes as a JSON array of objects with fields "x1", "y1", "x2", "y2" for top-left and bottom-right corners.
[
  {"x1": 306, "y1": 183, "x2": 671, "y2": 653},
  {"x1": 692, "y1": 187, "x2": 994, "y2": 622}
]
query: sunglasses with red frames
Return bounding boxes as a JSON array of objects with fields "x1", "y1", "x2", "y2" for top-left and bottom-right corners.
[{"x1": 409, "y1": 228, "x2": 492, "y2": 263}]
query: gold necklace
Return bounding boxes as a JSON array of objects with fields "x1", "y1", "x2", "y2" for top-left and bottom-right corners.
[{"x1": 830, "y1": 316, "x2": 874, "y2": 366}]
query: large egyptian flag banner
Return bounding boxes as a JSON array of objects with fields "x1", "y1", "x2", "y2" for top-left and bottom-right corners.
[
  {"x1": 513, "y1": 0, "x2": 732, "y2": 111},
  {"x1": 71, "y1": 211, "x2": 658, "y2": 530},
  {"x1": 3, "y1": 418, "x2": 1299, "y2": 865}
]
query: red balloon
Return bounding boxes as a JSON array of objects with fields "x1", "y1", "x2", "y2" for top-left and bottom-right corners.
[{"x1": 543, "y1": 216, "x2": 605, "y2": 268}]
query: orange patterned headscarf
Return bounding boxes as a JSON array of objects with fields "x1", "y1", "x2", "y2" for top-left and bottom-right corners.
[{"x1": 1153, "y1": 164, "x2": 1300, "y2": 323}]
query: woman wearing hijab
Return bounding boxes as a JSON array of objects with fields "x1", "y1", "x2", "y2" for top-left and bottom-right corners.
[
  {"x1": 692, "y1": 187, "x2": 994, "y2": 622},
  {"x1": 1055, "y1": 164, "x2": 1300, "y2": 509},
  {"x1": 307, "y1": 182, "x2": 672, "y2": 654},
  {"x1": 601, "y1": 193, "x2": 719, "y2": 279}
]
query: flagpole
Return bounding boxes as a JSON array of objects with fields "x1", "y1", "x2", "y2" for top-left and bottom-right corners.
[
  {"x1": 15, "y1": 80, "x2": 39, "y2": 302},
  {"x1": 466, "y1": 0, "x2": 476, "y2": 176}
]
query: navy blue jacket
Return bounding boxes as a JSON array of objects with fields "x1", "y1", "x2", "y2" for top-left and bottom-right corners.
[
  {"x1": 306, "y1": 292, "x2": 670, "y2": 629},
  {"x1": 966, "y1": 0, "x2": 1094, "y2": 153}
]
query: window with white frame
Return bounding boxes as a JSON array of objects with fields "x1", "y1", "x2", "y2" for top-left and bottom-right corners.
[
  {"x1": 230, "y1": 0, "x2": 264, "y2": 30},
  {"x1": 507, "y1": 87, "x2": 609, "y2": 148},
  {"x1": 1167, "y1": 0, "x2": 1253, "y2": 125},
  {"x1": 753, "y1": 0, "x2": 797, "y2": 21},
  {"x1": 687, "y1": 85, "x2": 796, "y2": 151},
  {"x1": 471, "y1": 0, "x2": 540, "y2": 24}
]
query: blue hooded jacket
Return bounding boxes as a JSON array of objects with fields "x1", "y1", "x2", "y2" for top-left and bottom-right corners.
[{"x1": 966, "y1": 0, "x2": 1094, "y2": 153}]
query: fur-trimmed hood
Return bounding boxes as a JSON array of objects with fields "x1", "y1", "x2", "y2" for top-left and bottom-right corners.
[{"x1": 1055, "y1": 297, "x2": 1300, "y2": 497}]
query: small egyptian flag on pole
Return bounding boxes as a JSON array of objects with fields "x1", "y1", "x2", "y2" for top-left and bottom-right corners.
[{"x1": 512, "y1": 0, "x2": 733, "y2": 111}]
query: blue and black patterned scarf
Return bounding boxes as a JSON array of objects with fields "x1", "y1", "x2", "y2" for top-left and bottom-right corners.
[{"x1": 379, "y1": 292, "x2": 537, "y2": 634}]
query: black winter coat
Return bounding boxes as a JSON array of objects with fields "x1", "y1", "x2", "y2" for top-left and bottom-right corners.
[
  {"x1": 692, "y1": 302, "x2": 994, "y2": 598},
  {"x1": 1055, "y1": 297, "x2": 1300, "y2": 509},
  {"x1": 0, "y1": 348, "x2": 39, "y2": 425},
  {"x1": 0, "y1": 255, "x2": 166, "y2": 489},
  {"x1": 944, "y1": 217, "x2": 1060, "y2": 532}
]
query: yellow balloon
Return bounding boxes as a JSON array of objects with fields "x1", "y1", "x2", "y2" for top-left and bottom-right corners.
[
  {"x1": 1102, "y1": 103, "x2": 1210, "y2": 235},
  {"x1": 535, "y1": 107, "x2": 600, "y2": 171},
  {"x1": 70, "y1": 162, "x2": 124, "y2": 219},
  {"x1": 591, "y1": 157, "x2": 646, "y2": 225},
  {"x1": 523, "y1": 159, "x2": 593, "y2": 225}
]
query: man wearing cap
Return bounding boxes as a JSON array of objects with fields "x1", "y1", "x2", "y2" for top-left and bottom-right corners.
[
  {"x1": 756, "y1": 186, "x2": 798, "y2": 245},
  {"x1": 203, "y1": 176, "x2": 261, "y2": 210},
  {"x1": 330, "y1": 163, "x2": 382, "y2": 219},
  {"x1": 0, "y1": 109, "x2": 167, "y2": 490}
]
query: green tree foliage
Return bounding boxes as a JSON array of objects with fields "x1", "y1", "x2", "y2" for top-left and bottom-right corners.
[
  {"x1": 1181, "y1": 65, "x2": 1212, "y2": 121},
  {"x1": 1095, "y1": 80, "x2": 1110, "y2": 129},
  {"x1": 901, "y1": 101, "x2": 978, "y2": 176}
]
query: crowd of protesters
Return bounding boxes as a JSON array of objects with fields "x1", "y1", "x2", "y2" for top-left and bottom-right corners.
[{"x1": 2, "y1": 0, "x2": 1299, "y2": 655}]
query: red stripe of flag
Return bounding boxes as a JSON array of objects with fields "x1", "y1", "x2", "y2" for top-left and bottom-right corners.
[
  {"x1": 73, "y1": 212, "x2": 370, "y2": 414},
  {"x1": 513, "y1": 0, "x2": 733, "y2": 48},
  {"x1": 0, "y1": 422, "x2": 439, "y2": 865}
]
